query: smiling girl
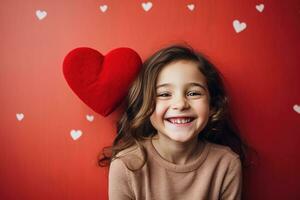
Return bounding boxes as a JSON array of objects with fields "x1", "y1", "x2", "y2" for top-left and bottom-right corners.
[{"x1": 99, "y1": 45, "x2": 248, "y2": 200}]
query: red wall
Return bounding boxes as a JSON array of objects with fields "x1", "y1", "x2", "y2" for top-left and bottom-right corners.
[{"x1": 1, "y1": 0, "x2": 299, "y2": 199}]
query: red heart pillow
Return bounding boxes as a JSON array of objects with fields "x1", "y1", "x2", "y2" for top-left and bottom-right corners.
[{"x1": 63, "y1": 47, "x2": 142, "y2": 116}]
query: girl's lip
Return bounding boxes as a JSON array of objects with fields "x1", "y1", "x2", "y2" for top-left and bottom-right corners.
[
  {"x1": 164, "y1": 119, "x2": 195, "y2": 127},
  {"x1": 165, "y1": 116, "x2": 196, "y2": 120}
]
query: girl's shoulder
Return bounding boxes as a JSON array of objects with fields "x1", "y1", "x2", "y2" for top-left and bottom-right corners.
[
  {"x1": 113, "y1": 142, "x2": 145, "y2": 170},
  {"x1": 205, "y1": 141, "x2": 240, "y2": 161},
  {"x1": 115, "y1": 144, "x2": 140, "y2": 157}
]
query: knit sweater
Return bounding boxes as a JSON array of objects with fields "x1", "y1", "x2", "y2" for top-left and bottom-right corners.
[{"x1": 108, "y1": 138, "x2": 242, "y2": 200}]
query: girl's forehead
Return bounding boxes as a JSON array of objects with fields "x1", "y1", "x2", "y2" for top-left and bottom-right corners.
[{"x1": 156, "y1": 60, "x2": 207, "y2": 86}]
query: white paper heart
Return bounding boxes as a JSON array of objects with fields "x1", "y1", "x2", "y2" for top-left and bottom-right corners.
[
  {"x1": 293, "y1": 104, "x2": 300, "y2": 114},
  {"x1": 86, "y1": 115, "x2": 94, "y2": 122},
  {"x1": 256, "y1": 4, "x2": 264, "y2": 12},
  {"x1": 36, "y1": 10, "x2": 47, "y2": 20},
  {"x1": 100, "y1": 5, "x2": 108, "y2": 13},
  {"x1": 233, "y1": 20, "x2": 247, "y2": 33},
  {"x1": 70, "y1": 130, "x2": 82, "y2": 140},
  {"x1": 187, "y1": 4, "x2": 195, "y2": 11},
  {"x1": 142, "y1": 2, "x2": 153, "y2": 12},
  {"x1": 16, "y1": 113, "x2": 24, "y2": 121}
]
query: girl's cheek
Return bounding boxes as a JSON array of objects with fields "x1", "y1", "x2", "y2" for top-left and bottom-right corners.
[
  {"x1": 195, "y1": 102, "x2": 210, "y2": 113},
  {"x1": 155, "y1": 101, "x2": 169, "y2": 117}
]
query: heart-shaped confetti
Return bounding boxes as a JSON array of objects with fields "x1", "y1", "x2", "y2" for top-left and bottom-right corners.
[
  {"x1": 142, "y1": 2, "x2": 153, "y2": 12},
  {"x1": 100, "y1": 5, "x2": 108, "y2": 13},
  {"x1": 16, "y1": 113, "x2": 24, "y2": 121},
  {"x1": 86, "y1": 115, "x2": 94, "y2": 122},
  {"x1": 293, "y1": 104, "x2": 300, "y2": 114},
  {"x1": 256, "y1": 4, "x2": 264, "y2": 12},
  {"x1": 36, "y1": 10, "x2": 47, "y2": 20},
  {"x1": 233, "y1": 20, "x2": 247, "y2": 33},
  {"x1": 187, "y1": 4, "x2": 195, "y2": 11},
  {"x1": 70, "y1": 130, "x2": 82, "y2": 140}
]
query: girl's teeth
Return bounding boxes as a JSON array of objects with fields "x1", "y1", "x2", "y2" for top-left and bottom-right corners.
[{"x1": 169, "y1": 118, "x2": 192, "y2": 124}]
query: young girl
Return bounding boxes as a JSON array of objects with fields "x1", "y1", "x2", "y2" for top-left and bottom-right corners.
[{"x1": 99, "y1": 45, "x2": 248, "y2": 200}]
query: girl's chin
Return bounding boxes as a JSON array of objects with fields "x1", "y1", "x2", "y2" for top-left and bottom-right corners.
[
  {"x1": 166, "y1": 135, "x2": 197, "y2": 143},
  {"x1": 161, "y1": 120, "x2": 204, "y2": 142},
  {"x1": 163, "y1": 120, "x2": 196, "y2": 136}
]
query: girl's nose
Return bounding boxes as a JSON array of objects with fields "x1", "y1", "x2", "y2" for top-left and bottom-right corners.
[{"x1": 171, "y1": 96, "x2": 189, "y2": 110}]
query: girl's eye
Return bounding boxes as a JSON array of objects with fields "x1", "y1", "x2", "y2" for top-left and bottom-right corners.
[
  {"x1": 157, "y1": 92, "x2": 202, "y2": 98},
  {"x1": 187, "y1": 91, "x2": 202, "y2": 96},
  {"x1": 157, "y1": 93, "x2": 170, "y2": 97}
]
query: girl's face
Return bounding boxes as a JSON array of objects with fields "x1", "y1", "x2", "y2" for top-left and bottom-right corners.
[{"x1": 150, "y1": 60, "x2": 211, "y2": 143}]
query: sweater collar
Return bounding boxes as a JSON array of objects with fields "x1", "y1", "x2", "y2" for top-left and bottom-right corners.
[{"x1": 143, "y1": 137, "x2": 210, "y2": 173}]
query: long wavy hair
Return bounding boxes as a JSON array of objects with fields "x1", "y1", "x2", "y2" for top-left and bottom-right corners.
[{"x1": 98, "y1": 44, "x2": 251, "y2": 170}]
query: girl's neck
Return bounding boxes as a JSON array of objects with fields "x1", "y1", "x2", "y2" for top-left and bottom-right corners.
[{"x1": 151, "y1": 134, "x2": 203, "y2": 165}]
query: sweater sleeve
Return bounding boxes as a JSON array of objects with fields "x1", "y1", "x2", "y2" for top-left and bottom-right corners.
[
  {"x1": 220, "y1": 157, "x2": 242, "y2": 200},
  {"x1": 109, "y1": 158, "x2": 134, "y2": 200}
]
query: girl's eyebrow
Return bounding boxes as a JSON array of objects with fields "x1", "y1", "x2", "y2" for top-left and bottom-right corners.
[{"x1": 156, "y1": 82, "x2": 207, "y2": 91}]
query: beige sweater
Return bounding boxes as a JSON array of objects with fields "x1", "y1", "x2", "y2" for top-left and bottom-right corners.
[{"x1": 109, "y1": 139, "x2": 242, "y2": 200}]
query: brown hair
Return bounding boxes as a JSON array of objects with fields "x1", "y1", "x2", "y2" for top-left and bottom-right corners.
[{"x1": 98, "y1": 44, "x2": 251, "y2": 169}]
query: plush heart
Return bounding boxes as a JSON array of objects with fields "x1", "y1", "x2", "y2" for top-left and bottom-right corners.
[{"x1": 63, "y1": 47, "x2": 142, "y2": 116}]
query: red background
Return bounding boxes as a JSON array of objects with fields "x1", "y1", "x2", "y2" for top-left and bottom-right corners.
[{"x1": 1, "y1": 0, "x2": 299, "y2": 199}]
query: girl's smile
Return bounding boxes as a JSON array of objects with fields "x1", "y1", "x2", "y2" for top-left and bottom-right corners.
[
  {"x1": 150, "y1": 60, "x2": 211, "y2": 143},
  {"x1": 165, "y1": 117, "x2": 195, "y2": 127}
]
